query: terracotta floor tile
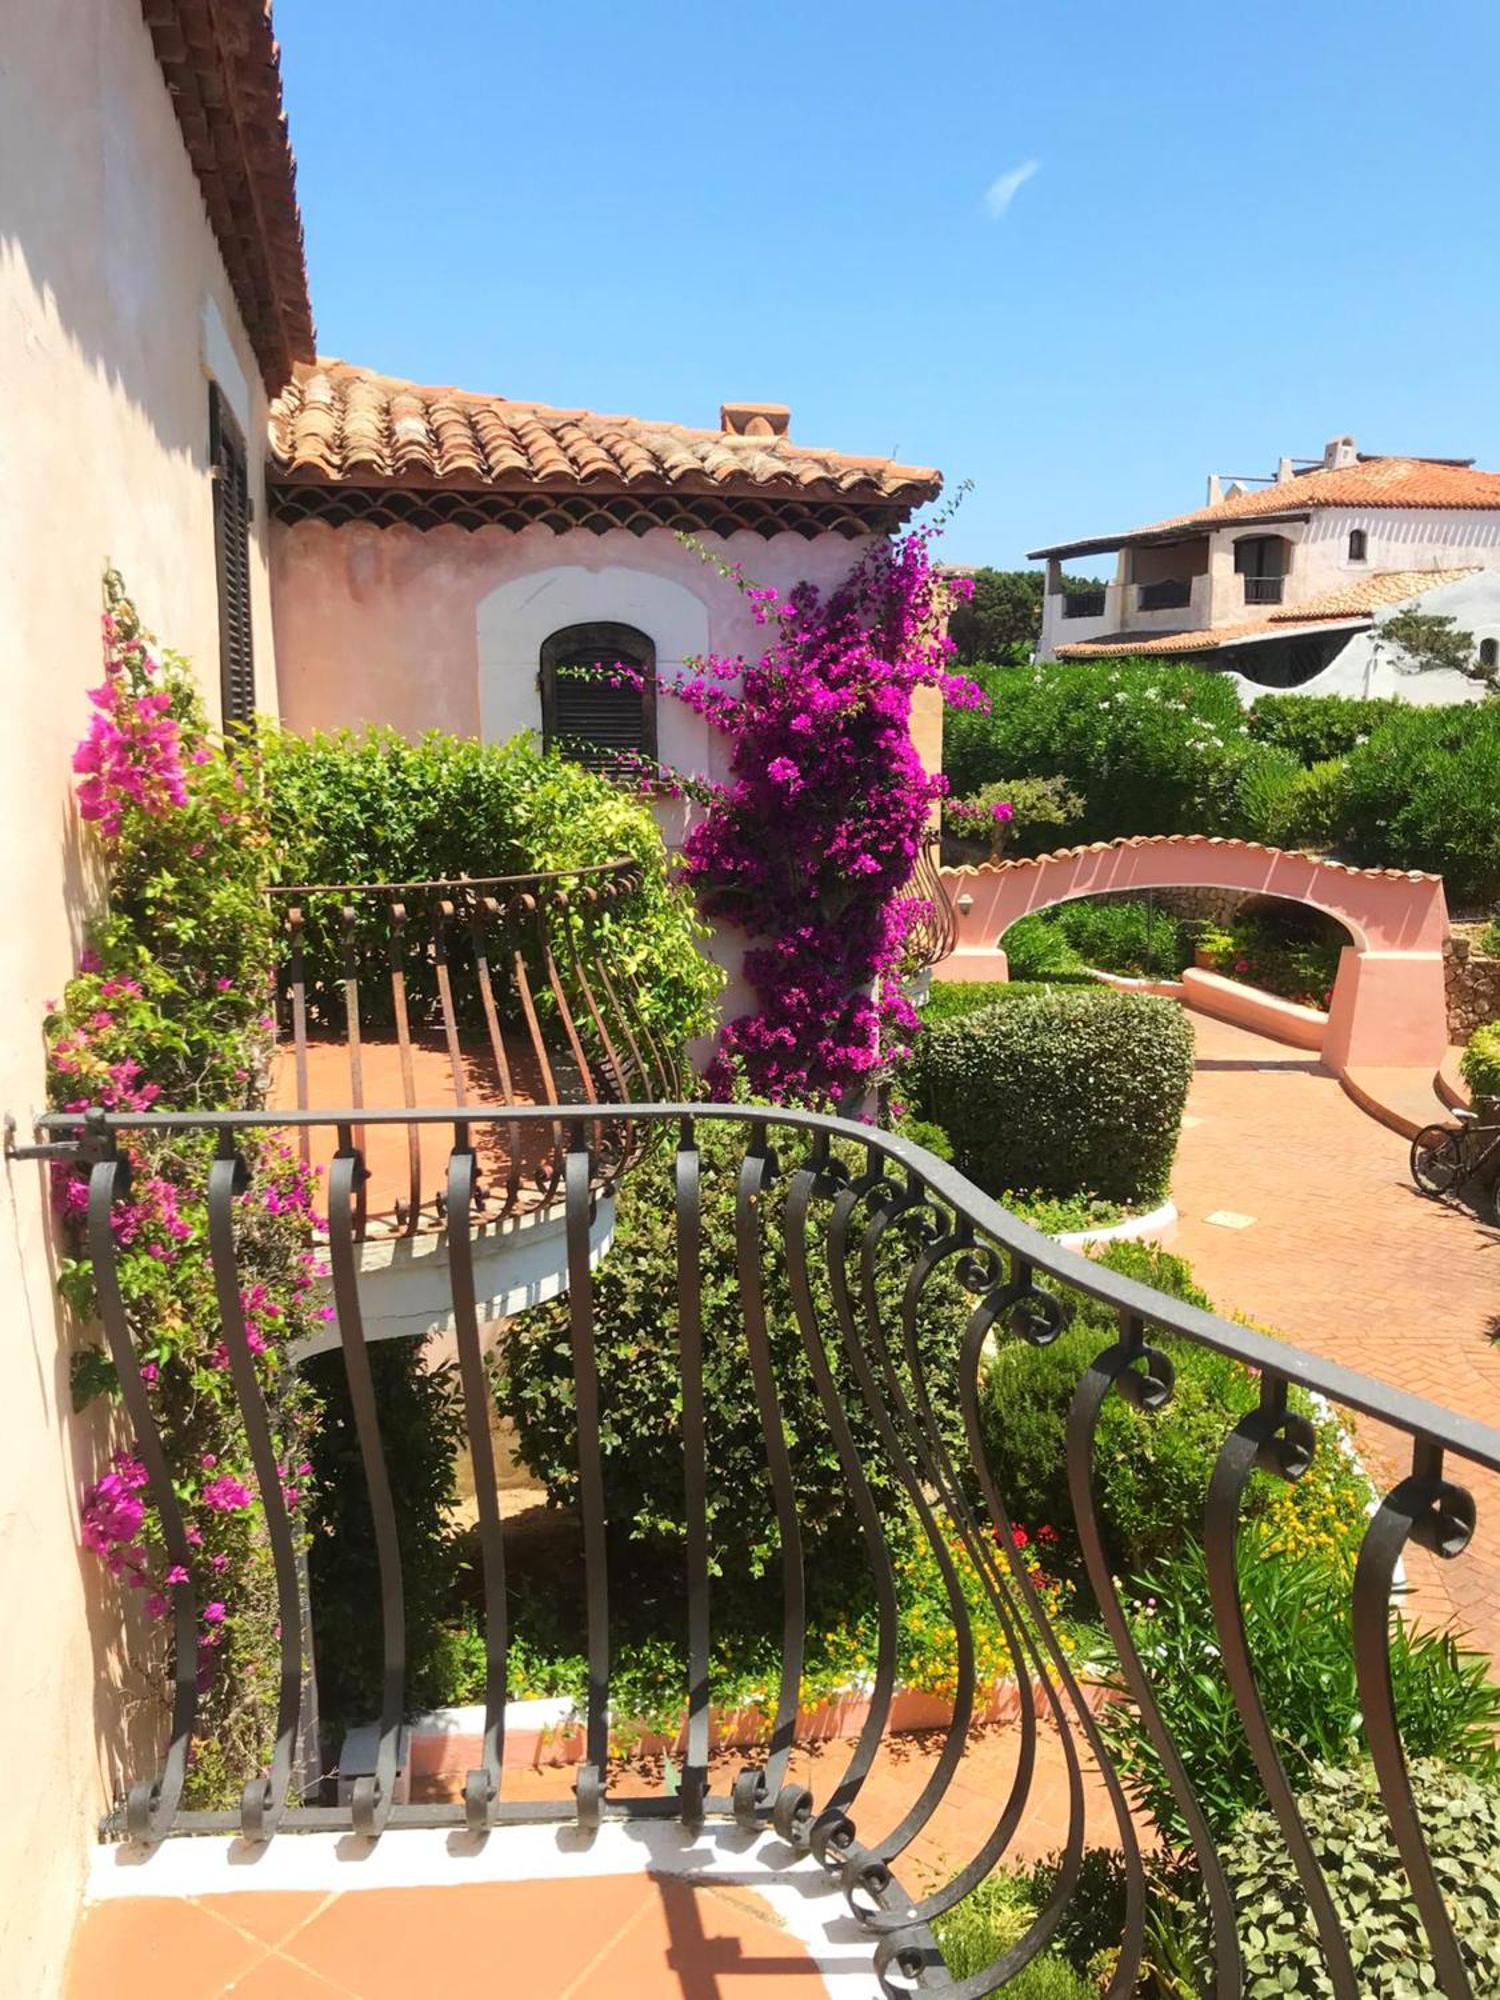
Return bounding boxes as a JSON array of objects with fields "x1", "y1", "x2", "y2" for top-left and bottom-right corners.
[
  {"x1": 225, "y1": 1954, "x2": 355, "y2": 1998},
  {"x1": 196, "y1": 1892, "x2": 331, "y2": 1952},
  {"x1": 285, "y1": 1876, "x2": 658, "y2": 1999},
  {"x1": 66, "y1": 1897, "x2": 266, "y2": 2000},
  {"x1": 567, "y1": 1876, "x2": 827, "y2": 1998}
]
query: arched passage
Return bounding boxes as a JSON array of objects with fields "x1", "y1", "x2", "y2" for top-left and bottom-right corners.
[{"x1": 937, "y1": 835, "x2": 1450, "y2": 1078}]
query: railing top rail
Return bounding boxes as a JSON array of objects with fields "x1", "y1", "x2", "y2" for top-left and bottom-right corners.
[
  {"x1": 30, "y1": 1098, "x2": 1500, "y2": 1473},
  {"x1": 265, "y1": 858, "x2": 640, "y2": 900}
]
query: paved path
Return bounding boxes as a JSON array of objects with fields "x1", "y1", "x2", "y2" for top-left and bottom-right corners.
[{"x1": 1168, "y1": 1012, "x2": 1500, "y2": 1652}]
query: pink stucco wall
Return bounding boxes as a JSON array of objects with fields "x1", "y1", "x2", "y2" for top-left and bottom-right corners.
[
  {"x1": 939, "y1": 837, "x2": 1451, "y2": 1079},
  {"x1": 0, "y1": 4, "x2": 278, "y2": 1988},
  {"x1": 271, "y1": 517, "x2": 879, "y2": 772}
]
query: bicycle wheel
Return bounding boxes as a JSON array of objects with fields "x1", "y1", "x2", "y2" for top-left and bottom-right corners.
[{"x1": 1411, "y1": 1124, "x2": 1463, "y2": 1196}]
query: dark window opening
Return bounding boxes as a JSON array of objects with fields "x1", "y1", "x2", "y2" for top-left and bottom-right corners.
[
  {"x1": 210, "y1": 384, "x2": 255, "y2": 731},
  {"x1": 1481, "y1": 639, "x2": 1498, "y2": 671},
  {"x1": 1348, "y1": 528, "x2": 1368, "y2": 562},
  {"x1": 540, "y1": 622, "x2": 658, "y2": 772}
]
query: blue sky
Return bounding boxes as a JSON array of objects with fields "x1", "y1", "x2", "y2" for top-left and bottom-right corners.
[{"x1": 276, "y1": 0, "x2": 1500, "y2": 573}]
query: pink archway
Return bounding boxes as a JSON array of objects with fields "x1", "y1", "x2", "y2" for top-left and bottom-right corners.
[{"x1": 938, "y1": 836, "x2": 1450, "y2": 1077}]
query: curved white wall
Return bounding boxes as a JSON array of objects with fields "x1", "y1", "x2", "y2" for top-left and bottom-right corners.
[{"x1": 477, "y1": 562, "x2": 716, "y2": 788}]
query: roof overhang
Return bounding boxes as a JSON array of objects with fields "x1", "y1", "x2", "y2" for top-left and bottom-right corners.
[
  {"x1": 1028, "y1": 511, "x2": 1312, "y2": 562},
  {"x1": 1055, "y1": 614, "x2": 1371, "y2": 661}
]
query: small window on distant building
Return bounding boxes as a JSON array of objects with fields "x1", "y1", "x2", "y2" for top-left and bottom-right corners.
[
  {"x1": 1481, "y1": 638, "x2": 1499, "y2": 672},
  {"x1": 540, "y1": 623, "x2": 657, "y2": 772},
  {"x1": 1347, "y1": 528, "x2": 1368, "y2": 563},
  {"x1": 209, "y1": 384, "x2": 255, "y2": 730}
]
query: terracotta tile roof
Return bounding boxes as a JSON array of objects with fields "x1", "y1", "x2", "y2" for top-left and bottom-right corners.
[
  {"x1": 267, "y1": 361, "x2": 941, "y2": 539},
  {"x1": 144, "y1": 1, "x2": 313, "y2": 389},
  {"x1": 1031, "y1": 458, "x2": 1500, "y2": 560},
  {"x1": 1055, "y1": 567, "x2": 1478, "y2": 659},
  {"x1": 939, "y1": 833, "x2": 1441, "y2": 884}
]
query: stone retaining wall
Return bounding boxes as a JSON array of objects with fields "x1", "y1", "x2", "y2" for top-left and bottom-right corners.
[{"x1": 1446, "y1": 927, "x2": 1500, "y2": 1042}]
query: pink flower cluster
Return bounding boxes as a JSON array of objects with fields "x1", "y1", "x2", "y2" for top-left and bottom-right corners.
[
  {"x1": 667, "y1": 528, "x2": 981, "y2": 1103},
  {"x1": 73, "y1": 652, "x2": 188, "y2": 838}
]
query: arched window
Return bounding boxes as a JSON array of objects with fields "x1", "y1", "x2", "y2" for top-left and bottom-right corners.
[
  {"x1": 1481, "y1": 638, "x2": 1498, "y2": 673},
  {"x1": 1347, "y1": 528, "x2": 1368, "y2": 562},
  {"x1": 539, "y1": 622, "x2": 657, "y2": 772}
]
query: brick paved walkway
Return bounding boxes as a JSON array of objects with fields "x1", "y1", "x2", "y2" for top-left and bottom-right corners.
[{"x1": 1169, "y1": 1012, "x2": 1500, "y2": 1653}]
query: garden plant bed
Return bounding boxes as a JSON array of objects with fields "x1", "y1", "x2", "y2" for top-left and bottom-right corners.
[{"x1": 343, "y1": 1676, "x2": 1116, "y2": 1800}]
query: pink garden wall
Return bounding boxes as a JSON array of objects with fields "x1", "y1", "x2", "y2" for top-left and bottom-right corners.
[{"x1": 939, "y1": 835, "x2": 1451, "y2": 1078}]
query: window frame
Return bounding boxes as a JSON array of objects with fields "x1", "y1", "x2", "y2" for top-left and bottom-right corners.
[
  {"x1": 1347, "y1": 528, "x2": 1368, "y2": 563},
  {"x1": 539, "y1": 621, "x2": 659, "y2": 770},
  {"x1": 209, "y1": 382, "x2": 256, "y2": 732}
]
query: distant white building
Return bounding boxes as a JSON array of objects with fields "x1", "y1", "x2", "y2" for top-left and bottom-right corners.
[{"x1": 1030, "y1": 436, "x2": 1500, "y2": 702}]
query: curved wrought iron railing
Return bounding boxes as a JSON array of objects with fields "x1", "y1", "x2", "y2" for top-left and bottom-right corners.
[
  {"x1": 32, "y1": 1100, "x2": 1500, "y2": 1997},
  {"x1": 902, "y1": 829, "x2": 958, "y2": 975},
  {"x1": 268, "y1": 862, "x2": 679, "y2": 1233}
]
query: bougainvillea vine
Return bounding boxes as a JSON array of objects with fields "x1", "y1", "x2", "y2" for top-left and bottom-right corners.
[
  {"x1": 618, "y1": 526, "x2": 981, "y2": 1105},
  {"x1": 50, "y1": 576, "x2": 321, "y2": 1802}
]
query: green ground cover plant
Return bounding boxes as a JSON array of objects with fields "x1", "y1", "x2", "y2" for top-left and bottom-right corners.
[{"x1": 1098, "y1": 1524, "x2": 1500, "y2": 1846}]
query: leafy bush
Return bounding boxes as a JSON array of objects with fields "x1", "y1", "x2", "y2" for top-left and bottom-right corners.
[
  {"x1": 978, "y1": 1255, "x2": 1368, "y2": 1581},
  {"x1": 1228, "y1": 740, "x2": 1305, "y2": 843},
  {"x1": 1266, "y1": 756, "x2": 1349, "y2": 850},
  {"x1": 930, "y1": 1867, "x2": 1094, "y2": 1995},
  {"x1": 1462, "y1": 1021, "x2": 1500, "y2": 1101},
  {"x1": 942, "y1": 775, "x2": 1086, "y2": 863},
  {"x1": 908, "y1": 987, "x2": 1194, "y2": 1205},
  {"x1": 1098, "y1": 1526, "x2": 1500, "y2": 1845},
  {"x1": 941, "y1": 656, "x2": 1251, "y2": 839},
  {"x1": 1004, "y1": 897, "x2": 1194, "y2": 982},
  {"x1": 304, "y1": 1342, "x2": 465, "y2": 1725},
  {"x1": 1247, "y1": 693, "x2": 1403, "y2": 763},
  {"x1": 1339, "y1": 701, "x2": 1500, "y2": 903},
  {"x1": 1196, "y1": 908, "x2": 1346, "y2": 1009},
  {"x1": 1206, "y1": 1759, "x2": 1500, "y2": 1995},
  {"x1": 493, "y1": 1122, "x2": 970, "y2": 1615},
  {"x1": 1480, "y1": 920, "x2": 1500, "y2": 958},
  {"x1": 259, "y1": 725, "x2": 719, "y2": 1047}
]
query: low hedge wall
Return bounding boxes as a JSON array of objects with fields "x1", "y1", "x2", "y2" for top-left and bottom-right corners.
[{"x1": 908, "y1": 985, "x2": 1193, "y2": 1205}]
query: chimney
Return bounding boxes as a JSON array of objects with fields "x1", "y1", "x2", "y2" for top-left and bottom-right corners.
[
  {"x1": 720, "y1": 402, "x2": 790, "y2": 439},
  {"x1": 1324, "y1": 435, "x2": 1358, "y2": 469},
  {"x1": 1276, "y1": 456, "x2": 1294, "y2": 484},
  {"x1": 1206, "y1": 474, "x2": 1223, "y2": 505}
]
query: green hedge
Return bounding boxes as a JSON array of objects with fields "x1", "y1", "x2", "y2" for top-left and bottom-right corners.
[
  {"x1": 258, "y1": 725, "x2": 720, "y2": 1045},
  {"x1": 908, "y1": 986, "x2": 1193, "y2": 1205},
  {"x1": 1247, "y1": 692, "x2": 1403, "y2": 763},
  {"x1": 942, "y1": 656, "x2": 1253, "y2": 838},
  {"x1": 1338, "y1": 700, "x2": 1500, "y2": 902}
]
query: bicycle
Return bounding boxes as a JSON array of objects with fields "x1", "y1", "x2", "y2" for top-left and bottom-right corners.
[{"x1": 1410, "y1": 1106, "x2": 1500, "y2": 1225}]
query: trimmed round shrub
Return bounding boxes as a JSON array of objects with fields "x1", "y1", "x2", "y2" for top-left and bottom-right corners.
[
  {"x1": 1247, "y1": 692, "x2": 1403, "y2": 763},
  {"x1": 1339, "y1": 701, "x2": 1500, "y2": 902},
  {"x1": 1207, "y1": 1759, "x2": 1500, "y2": 1995},
  {"x1": 908, "y1": 986, "x2": 1194, "y2": 1205}
]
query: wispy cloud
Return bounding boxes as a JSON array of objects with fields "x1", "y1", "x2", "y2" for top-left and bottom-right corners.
[{"x1": 984, "y1": 159, "x2": 1039, "y2": 219}]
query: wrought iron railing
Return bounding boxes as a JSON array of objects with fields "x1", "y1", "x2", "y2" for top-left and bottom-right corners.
[
  {"x1": 268, "y1": 863, "x2": 678, "y2": 1232},
  {"x1": 902, "y1": 830, "x2": 959, "y2": 975},
  {"x1": 1136, "y1": 579, "x2": 1193, "y2": 612},
  {"x1": 1243, "y1": 575, "x2": 1286, "y2": 605},
  {"x1": 1061, "y1": 589, "x2": 1107, "y2": 620},
  {"x1": 27, "y1": 1100, "x2": 1500, "y2": 1996}
]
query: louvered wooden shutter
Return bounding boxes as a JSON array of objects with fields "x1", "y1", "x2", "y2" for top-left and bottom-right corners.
[
  {"x1": 210, "y1": 384, "x2": 255, "y2": 731},
  {"x1": 540, "y1": 623, "x2": 657, "y2": 772}
]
